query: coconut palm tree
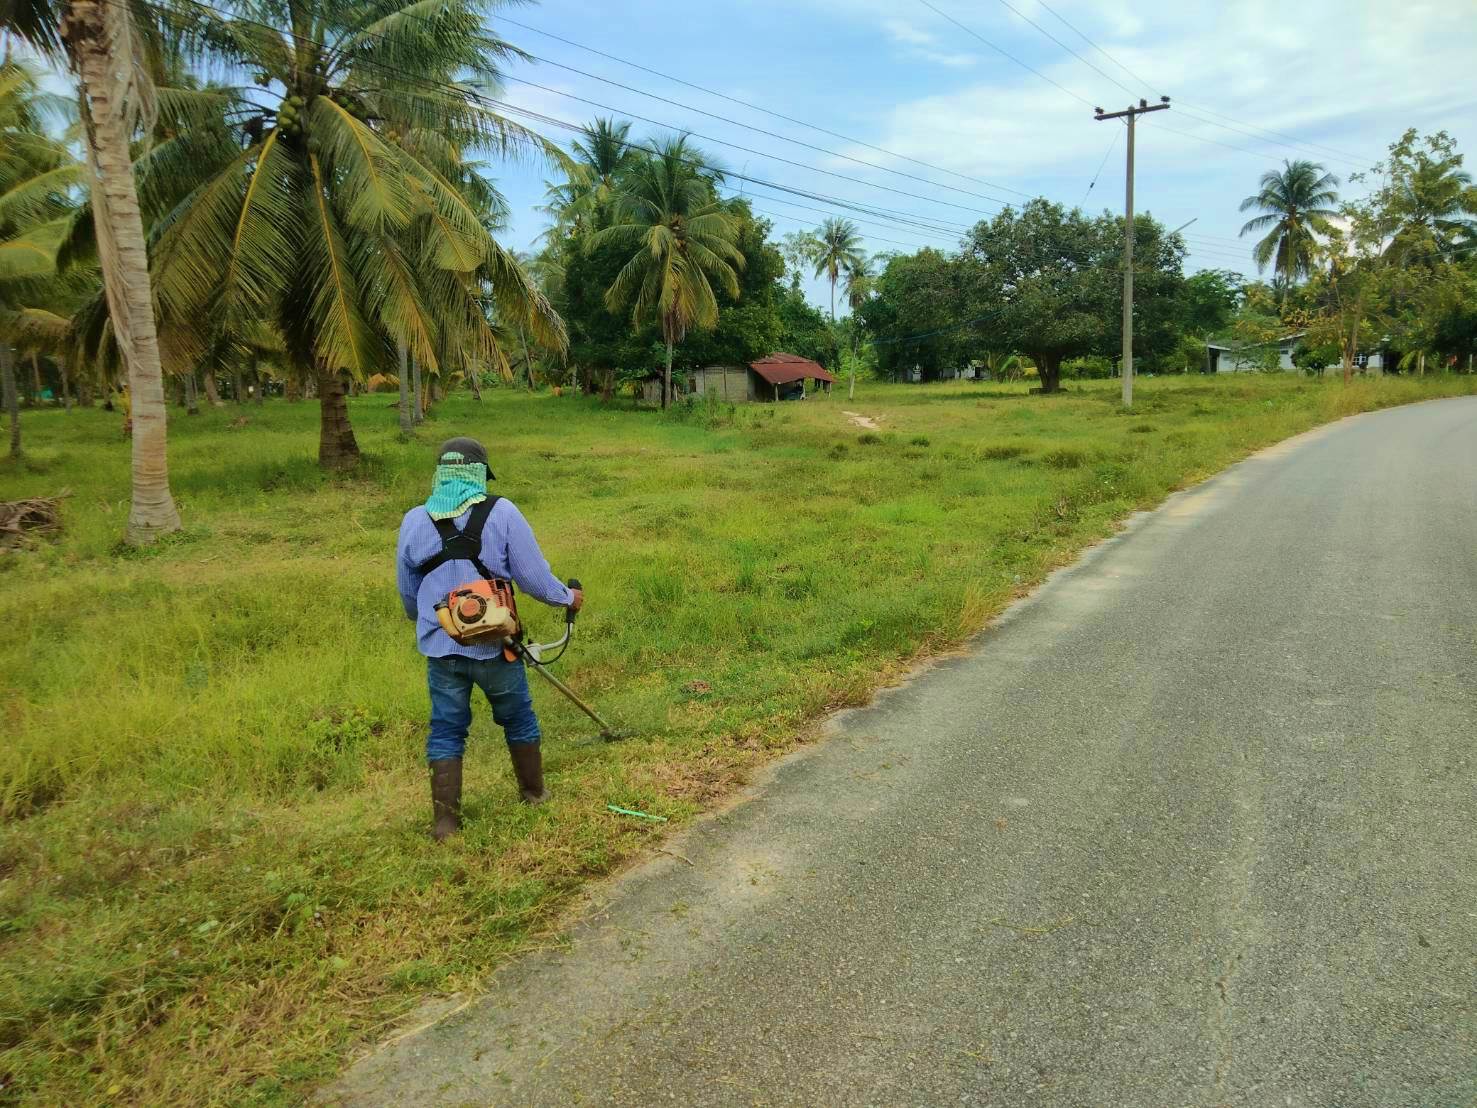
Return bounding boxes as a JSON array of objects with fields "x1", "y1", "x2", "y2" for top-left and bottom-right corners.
[
  {"x1": 811, "y1": 218, "x2": 865, "y2": 323},
  {"x1": 146, "y1": 0, "x2": 564, "y2": 466},
  {"x1": 1386, "y1": 151, "x2": 1477, "y2": 262},
  {"x1": 592, "y1": 136, "x2": 744, "y2": 409},
  {"x1": 0, "y1": 61, "x2": 82, "y2": 458},
  {"x1": 842, "y1": 256, "x2": 874, "y2": 400},
  {"x1": 1238, "y1": 160, "x2": 1340, "y2": 298},
  {"x1": 0, "y1": 0, "x2": 182, "y2": 539}
]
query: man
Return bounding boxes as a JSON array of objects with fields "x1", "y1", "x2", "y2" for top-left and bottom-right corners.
[{"x1": 396, "y1": 437, "x2": 583, "y2": 841}]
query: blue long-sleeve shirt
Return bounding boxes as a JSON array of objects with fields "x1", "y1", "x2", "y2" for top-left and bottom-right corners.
[{"x1": 396, "y1": 498, "x2": 575, "y2": 659}]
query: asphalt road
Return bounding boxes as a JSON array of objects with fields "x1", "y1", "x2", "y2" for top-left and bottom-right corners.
[{"x1": 327, "y1": 397, "x2": 1477, "y2": 1108}]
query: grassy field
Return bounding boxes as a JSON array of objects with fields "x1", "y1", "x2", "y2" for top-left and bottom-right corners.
[{"x1": 2, "y1": 373, "x2": 1474, "y2": 1104}]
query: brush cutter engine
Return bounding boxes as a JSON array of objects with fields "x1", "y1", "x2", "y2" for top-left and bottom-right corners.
[{"x1": 434, "y1": 578, "x2": 520, "y2": 644}]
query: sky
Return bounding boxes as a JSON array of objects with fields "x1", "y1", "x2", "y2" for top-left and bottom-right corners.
[{"x1": 485, "y1": 0, "x2": 1477, "y2": 312}]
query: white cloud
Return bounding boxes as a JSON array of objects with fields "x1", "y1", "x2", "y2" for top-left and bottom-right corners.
[{"x1": 878, "y1": 15, "x2": 978, "y2": 68}]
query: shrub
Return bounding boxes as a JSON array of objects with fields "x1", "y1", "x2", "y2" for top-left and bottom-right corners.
[{"x1": 980, "y1": 442, "x2": 1027, "y2": 461}]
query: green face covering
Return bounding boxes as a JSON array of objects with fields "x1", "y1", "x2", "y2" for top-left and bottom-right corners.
[{"x1": 425, "y1": 454, "x2": 488, "y2": 520}]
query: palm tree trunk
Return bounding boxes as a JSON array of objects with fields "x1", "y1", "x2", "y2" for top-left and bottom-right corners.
[
  {"x1": 2, "y1": 343, "x2": 20, "y2": 458},
  {"x1": 317, "y1": 367, "x2": 359, "y2": 467},
  {"x1": 519, "y1": 324, "x2": 534, "y2": 391},
  {"x1": 200, "y1": 370, "x2": 225, "y2": 407},
  {"x1": 30, "y1": 353, "x2": 42, "y2": 407},
  {"x1": 397, "y1": 342, "x2": 412, "y2": 434},
  {"x1": 59, "y1": 356, "x2": 72, "y2": 411},
  {"x1": 663, "y1": 338, "x2": 674, "y2": 410},
  {"x1": 184, "y1": 372, "x2": 199, "y2": 415},
  {"x1": 250, "y1": 356, "x2": 264, "y2": 405},
  {"x1": 411, "y1": 353, "x2": 423, "y2": 424},
  {"x1": 232, "y1": 366, "x2": 244, "y2": 404},
  {"x1": 77, "y1": 374, "x2": 93, "y2": 407},
  {"x1": 65, "y1": 0, "x2": 181, "y2": 542}
]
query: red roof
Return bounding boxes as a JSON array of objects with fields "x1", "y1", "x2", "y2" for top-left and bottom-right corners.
[{"x1": 749, "y1": 353, "x2": 836, "y2": 386}]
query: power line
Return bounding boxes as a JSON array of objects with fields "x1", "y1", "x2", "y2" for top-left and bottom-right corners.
[
  {"x1": 987, "y1": 0, "x2": 1140, "y2": 99},
  {"x1": 915, "y1": 0, "x2": 1096, "y2": 109},
  {"x1": 1027, "y1": 0, "x2": 1370, "y2": 169},
  {"x1": 516, "y1": 49, "x2": 1021, "y2": 207},
  {"x1": 490, "y1": 97, "x2": 989, "y2": 242},
  {"x1": 1078, "y1": 123, "x2": 1121, "y2": 209},
  {"x1": 149, "y1": 0, "x2": 1011, "y2": 229},
  {"x1": 497, "y1": 13, "x2": 1035, "y2": 198},
  {"x1": 1173, "y1": 105, "x2": 1366, "y2": 169},
  {"x1": 1033, "y1": 0, "x2": 1155, "y2": 95},
  {"x1": 750, "y1": 207, "x2": 954, "y2": 253},
  {"x1": 1171, "y1": 100, "x2": 1369, "y2": 165},
  {"x1": 496, "y1": 71, "x2": 1007, "y2": 219},
  {"x1": 734, "y1": 188, "x2": 966, "y2": 243}
]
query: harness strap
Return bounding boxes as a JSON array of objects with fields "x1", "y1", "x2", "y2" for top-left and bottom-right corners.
[{"x1": 415, "y1": 496, "x2": 501, "y2": 579}]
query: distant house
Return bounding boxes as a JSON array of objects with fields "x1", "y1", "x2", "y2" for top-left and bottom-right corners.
[
  {"x1": 691, "y1": 353, "x2": 836, "y2": 402},
  {"x1": 1205, "y1": 332, "x2": 1389, "y2": 374}
]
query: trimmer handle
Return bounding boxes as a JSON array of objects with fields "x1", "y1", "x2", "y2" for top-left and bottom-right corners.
[{"x1": 565, "y1": 578, "x2": 582, "y2": 623}]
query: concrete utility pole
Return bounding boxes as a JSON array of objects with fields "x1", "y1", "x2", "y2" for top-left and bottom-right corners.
[{"x1": 1095, "y1": 97, "x2": 1170, "y2": 409}]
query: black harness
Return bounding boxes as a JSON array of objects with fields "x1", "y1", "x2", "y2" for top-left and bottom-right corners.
[{"x1": 414, "y1": 496, "x2": 503, "y2": 581}]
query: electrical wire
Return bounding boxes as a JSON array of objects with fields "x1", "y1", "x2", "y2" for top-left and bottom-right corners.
[
  {"x1": 515, "y1": 50, "x2": 1020, "y2": 207},
  {"x1": 1172, "y1": 105, "x2": 1366, "y2": 170},
  {"x1": 139, "y1": 0, "x2": 1011, "y2": 237},
  {"x1": 494, "y1": 70, "x2": 1005, "y2": 218},
  {"x1": 497, "y1": 13, "x2": 1035, "y2": 198},
  {"x1": 1078, "y1": 123, "x2": 1121, "y2": 209},
  {"x1": 987, "y1": 0, "x2": 1141, "y2": 99},
  {"x1": 1033, "y1": 0, "x2": 1153, "y2": 93},
  {"x1": 914, "y1": 0, "x2": 1096, "y2": 109}
]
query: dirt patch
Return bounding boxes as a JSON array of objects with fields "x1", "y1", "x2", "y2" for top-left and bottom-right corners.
[{"x1": 843, "y1": 411, "x2": 881, "y2": 431}]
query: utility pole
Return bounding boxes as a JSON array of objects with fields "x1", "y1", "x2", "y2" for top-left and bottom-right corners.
[{"x1": 1095, "y1": 97, "x2": 1170, "y2": 409}]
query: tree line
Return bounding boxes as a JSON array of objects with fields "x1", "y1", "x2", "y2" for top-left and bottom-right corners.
[
  {"x1": 856, "y1": 131, "x2": 1477, "y2": 387},
  {"x1": 1, "y1": 0, "x2": 1472, "y2": 547}
]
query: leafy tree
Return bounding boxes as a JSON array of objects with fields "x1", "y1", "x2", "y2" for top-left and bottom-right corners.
[
  {"x1": 1180, "y1": 269, "x2": 1244, "y2": 340},
  {"x1": 857, "y1": 247, "x2": 966, "y2": 381},
  {"x1": 592, "y1": 136, "x2": 743, "y2": 408},
  {"x1": 1369, "y1": 130, "x2": 1477, "y2": 264},
  {"x1": 773, "y1": 283, "x2": 831, "y2": 367},
  {"x1": 0, "y1": 61, "x2": 79, "y2": 458},
  {"x1": 778, "y1": 230, "x2": 819, "y2": 291},
  {"x1": 1, "y1": 0, "x2": 184, "y2": 538},
  {"x1": 148, "y1": 0, "x2": 563, "y2": 466},
  {"x1": 959, "y1": 201, "x2": 1110, "y2": 391},
  {"x1": 1238, "y1": 159, "x2": 1340, "y2": 297}
]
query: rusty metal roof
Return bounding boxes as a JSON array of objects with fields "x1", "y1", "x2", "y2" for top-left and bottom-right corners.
[{"x1": 748, "y1": 353, "x2": 836, "y2": 386}]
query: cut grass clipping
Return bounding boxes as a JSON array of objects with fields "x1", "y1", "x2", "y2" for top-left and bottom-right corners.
[{"x1": 2, "y1": 374, "x2": 1474, "y2": 1104}]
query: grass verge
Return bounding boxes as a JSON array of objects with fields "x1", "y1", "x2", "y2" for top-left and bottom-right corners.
[{"x1": 1, "y1": 374, "x2": 1473, "y2": 1104}]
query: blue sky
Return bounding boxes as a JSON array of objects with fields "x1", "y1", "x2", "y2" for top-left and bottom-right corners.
[{"x1": 486, "y1": 0, "x2": 1477, "y2": 311}]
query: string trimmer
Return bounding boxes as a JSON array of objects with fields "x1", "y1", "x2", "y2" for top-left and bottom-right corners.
[{"x1": 511, "y1": 578, "x2": 630, "y2": 742}]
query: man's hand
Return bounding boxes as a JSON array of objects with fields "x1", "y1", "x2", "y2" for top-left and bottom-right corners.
[{"x1": 568, "y1": 587, "x2": 584, "y2": 613}]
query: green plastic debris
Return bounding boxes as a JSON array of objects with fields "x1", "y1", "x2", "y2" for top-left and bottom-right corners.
[{"x1": 606, "y1": 804, "x2": 667, "y2": 823}]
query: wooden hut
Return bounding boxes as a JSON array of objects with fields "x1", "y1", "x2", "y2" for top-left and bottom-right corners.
[{"x1": 691, "y1": 353, "x2": 836, "y2": 402}]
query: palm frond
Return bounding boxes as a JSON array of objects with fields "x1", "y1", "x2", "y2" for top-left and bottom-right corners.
[{"x1": 300, "y1": 152, "x2": 376, "y2": 377}]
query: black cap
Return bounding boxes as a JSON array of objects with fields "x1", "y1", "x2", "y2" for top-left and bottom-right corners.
[{"x1": 437, "y1": 436, "x2": 494, "y2": 480}]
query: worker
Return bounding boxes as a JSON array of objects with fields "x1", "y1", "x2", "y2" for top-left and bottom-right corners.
[{"x1": 395, "y1": 437, "x2": 583, "y2": 841}]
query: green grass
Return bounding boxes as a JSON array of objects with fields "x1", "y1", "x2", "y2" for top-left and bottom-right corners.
[{"x1": 1, "y1": 373, "x2": 1473, "y2": 1104}]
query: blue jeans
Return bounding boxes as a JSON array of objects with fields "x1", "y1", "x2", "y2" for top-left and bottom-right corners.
[{"x1": 426, "y1": 654, "x2": 541, "y2": 762}]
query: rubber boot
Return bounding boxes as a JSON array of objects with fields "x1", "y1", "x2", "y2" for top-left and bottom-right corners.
[
  {"x1": 508, "y1": 742, "x2": 549, "y2": 805},
  {"x1": 429, "y1": 758, "x2": 462, "y2": 842}
]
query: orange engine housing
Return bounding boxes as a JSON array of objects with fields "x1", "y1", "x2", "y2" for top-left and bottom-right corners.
[{"x1": 435, "y1": 578, "x2": 521, "y2": 658}]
